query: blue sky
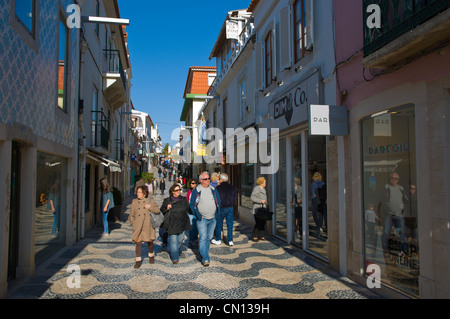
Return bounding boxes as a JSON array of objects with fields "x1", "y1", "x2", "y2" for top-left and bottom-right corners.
[{"x1": 117, "y1": 1, "x2": 251, "y2": 146}]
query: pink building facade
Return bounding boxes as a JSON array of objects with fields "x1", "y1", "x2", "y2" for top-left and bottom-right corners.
[{"x1": 334, "y1": 0, "x2": 450, "y2": 298}]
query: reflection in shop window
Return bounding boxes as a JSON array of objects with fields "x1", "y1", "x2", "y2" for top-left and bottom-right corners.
[
  {"x1": 35, "y1": 152, "x2": 67, "y2": 266},
  {"x1": 361, "y1": 105, "x2": 418, "y2": 297},
  {"x1": 240, "y1": 164, "x2": 254, "y2": 208}
]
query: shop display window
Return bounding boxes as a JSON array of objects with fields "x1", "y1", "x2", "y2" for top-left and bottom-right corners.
[
  {"x1": 35, "y1": 152, "x2": 67, "y2": 266},
  {"x1": 361, "y1": 105, "x2": 418, "y2": 296}
]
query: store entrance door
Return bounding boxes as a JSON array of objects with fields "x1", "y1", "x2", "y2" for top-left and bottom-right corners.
[{"x1": 8, "y1": 141, "x2": 21, "y2": 282}]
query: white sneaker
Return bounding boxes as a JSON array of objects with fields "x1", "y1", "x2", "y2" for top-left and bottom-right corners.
[
  {"x1": 211, "y1": 239, "x2": 221, "y2": 245},
  {"x1": 228, "y1": 241, "x2": 234, "y2": 246}
]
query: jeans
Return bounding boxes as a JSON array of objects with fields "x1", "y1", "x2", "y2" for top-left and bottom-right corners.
[
  {"x1": 52, "y1": 210, "x2": 59, "y2": 235},
  {"x1": 188, "y1": 214, "x2": 198, "y2": 243},
  {"x1": 215, "y1": 207, "x2": 234, "y2": 242},
  {"x1": 168, "y1": 233, "x2": 185, "y2": 262},
  {"x1": 102, "y1": 210, "x2": 109, "y2": 234},
  {"x1": 383, "y1": 214, "x2": 407, "y2": 250},
  {"x1": 197, "y1": 217, "x2": 216, "y2": 263}
]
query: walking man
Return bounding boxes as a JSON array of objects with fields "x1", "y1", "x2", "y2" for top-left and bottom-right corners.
[
  {"x1": 213, "y1": 173, "x2": 237, "y2": 246},
  {"x1": 190, "y1": 171, "x2": 221, "y2": 266}
]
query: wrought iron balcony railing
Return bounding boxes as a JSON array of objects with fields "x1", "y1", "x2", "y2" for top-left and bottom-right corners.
[
  {"x1": 91, "y1": 110, "x2": 110, "y2": 150},
  {"x1": 103, "y1": 49, "x2": 127, "y2": 93},
  {"x1": 208, "y1": 18, "x2": 256, "y2": 96},
  {"x1": 363, "y1": 0, "x2": 450, "y2": 57}
]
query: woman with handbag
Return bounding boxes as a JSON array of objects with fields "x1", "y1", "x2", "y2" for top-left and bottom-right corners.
[
  {"x1": 99, "y1": 178, "x2": 115, "y2": 236},
  {"x1": 160, "y1": 184, "x2": 191, "y2": 264},
  {"x1": 251, "y1": 177, "x2": 268, "y2": 242},
  {"x1": 129, "y1": 186, "x2": 161, "y2": 268}
]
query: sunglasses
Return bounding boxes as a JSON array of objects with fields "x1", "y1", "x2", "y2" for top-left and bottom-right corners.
[
  {"x1": 202, "y1": 178, "x2": 210, "y2": 181},
  {"x1": 173, "y1": 189, "x2": 181, "y2": 192}
]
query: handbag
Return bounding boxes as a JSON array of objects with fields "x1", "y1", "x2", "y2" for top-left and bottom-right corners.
[
  {"x1": 148, "y1": 198, "x2": 164, "y2": 228},
  {"x1": 255, "y1": 203, "x2": 273, "y2": 221},
  {"x1": 150, "y1": 211, "x2": 164, "y2": 228}
]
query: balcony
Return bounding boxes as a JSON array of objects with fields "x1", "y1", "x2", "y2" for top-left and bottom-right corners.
[
  {"x1": 363, "y1": 0, "x2": 450, "y2": 67},
  {"x1": 103, "y1": 49, "x2": 127, "y2": 111},
  {"x1": 91, "y1": 110, "x2": 110, "y2": 151},
  {"x1": 208, "y1": 18, "x2": 256, "y2": 96}
]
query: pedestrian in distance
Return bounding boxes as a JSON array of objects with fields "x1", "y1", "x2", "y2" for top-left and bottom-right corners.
[
  {"x1": 213, "y1": 173, "x2": 237, "y2": 246},
  {"x1": 160, "y1": 184, "x2": 191, "y2": 264},
  {"x1": 160, "y1": 177, "x2": 166, "y2": 195},
  {"x1": 210, "y1": 172, "x2": 219, "y2": 188},
  {"x1": 152, "y1": 178, "x2": 158, "y2": 196},
  {"x1": 190, "y1": 171, "x2": 221, "y2": 267},
  {"x1": 99, "y1": 178, "x2": 115, "y2": 236},
  {"x1": 129, "y1": 186, "x2": 161, "y2": 268},
  {"x1": 134, "y1": 177, "x2": 145, "y2": 195},
  {"x1": 251, "y1": 177, "x2": 268, "y2": 242}
]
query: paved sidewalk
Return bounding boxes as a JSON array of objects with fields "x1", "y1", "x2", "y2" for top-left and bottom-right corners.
[{"x1": 9, "y1": 180, "x2": 382, "y2": 300}]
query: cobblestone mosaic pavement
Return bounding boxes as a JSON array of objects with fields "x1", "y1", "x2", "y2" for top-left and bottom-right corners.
[{"x1": 9, "y1": 182, "x2": 382, "y2": 300}]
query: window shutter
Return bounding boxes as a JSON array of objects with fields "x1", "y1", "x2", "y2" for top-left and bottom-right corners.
[
  {"x1": 254, "y1": 41, "x2": 263, "y2": 91},
  {"x1": 272, "y1": 17, "x2": 277, "y2": 81},
  {"x1": 280, "y1": 6, "x2": 292, "y2": 70},
  {"x1": 306, "y1": 0, "x2": 314, "y2": 51}
]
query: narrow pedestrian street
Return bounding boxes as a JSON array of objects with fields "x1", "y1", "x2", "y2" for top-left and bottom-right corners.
[{"x1": 9, "y1": 176, "x2": 381, "y2": 300}]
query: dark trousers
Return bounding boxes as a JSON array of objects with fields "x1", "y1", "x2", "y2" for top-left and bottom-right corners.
[{"x1": 252, "y1": 214, "x2": 267, "y2": 238}]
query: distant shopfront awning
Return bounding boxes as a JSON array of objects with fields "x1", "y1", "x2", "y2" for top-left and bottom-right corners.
[{"x1": 86, "y1": 150, "x2": 122, "y2": 173}]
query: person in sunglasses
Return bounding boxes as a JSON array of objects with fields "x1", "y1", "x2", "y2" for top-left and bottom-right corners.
[
  {"x1": 160, "y1": 184, "x2": 190, "y2": 264},
  {"x1": 189, "y1": 172, "x2": 221, "y2": 267}
]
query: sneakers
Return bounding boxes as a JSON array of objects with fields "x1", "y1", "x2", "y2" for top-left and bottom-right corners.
[
  {"x1": 211, "y1": 239, "x2": 221, "y2": 245},
  {"x1": 202, "y1": 261, "x2": 210, "y2": 267},
  {"x1": 228, "y1": 241, "x2": 234, "y2": 246}
]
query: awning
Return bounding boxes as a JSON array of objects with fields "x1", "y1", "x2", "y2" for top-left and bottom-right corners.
[{"x1": 86, "y1": 150, "x2": 122, "y2": 173}]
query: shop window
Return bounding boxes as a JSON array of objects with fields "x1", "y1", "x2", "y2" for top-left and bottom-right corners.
[
  {"x1": 35, "y1": 152, "x2": 67, "y2": 266},
  {"x1": 361, "y1": 105, "x2": 418, "y2": 297},
  {"x1": 240, "y1": 163, "x2": 254, "y2": 209}
]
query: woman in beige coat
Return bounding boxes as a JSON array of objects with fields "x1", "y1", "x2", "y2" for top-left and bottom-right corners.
[{"x1": 129, "y1": 186, "x2": 161, "y2": 268}]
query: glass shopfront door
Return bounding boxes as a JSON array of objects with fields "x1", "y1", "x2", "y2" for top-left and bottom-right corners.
[
  {"x1": 307, "y1": 134, "x2": 328, "y2": 260},
  {"x1": 272, "y1": 131, "x2": 328, "y2": 261}
]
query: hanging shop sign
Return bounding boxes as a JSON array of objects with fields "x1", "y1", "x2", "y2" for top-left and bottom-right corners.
[{"x1": 309, "y1": 104, "x2": 349, "y2": 136}]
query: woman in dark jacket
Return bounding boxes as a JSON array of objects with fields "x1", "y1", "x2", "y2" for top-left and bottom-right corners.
[
  {"x1": 160, "y1": 178, "x2": 166, "y2": 195},
  {"x1": 160, "y1": 184, "x2": 191, "y2": 263}
]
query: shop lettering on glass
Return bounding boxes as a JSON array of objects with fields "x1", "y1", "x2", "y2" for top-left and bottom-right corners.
[
  {"x1": 387, "y1": 238, "x2": 419, "y2": 270},
  {"x1": 273, "y1": 86, "x2": 307, "y2": 125},
  {"x1": 368, "y1": 143, "x2": 410, "y2": 156}
]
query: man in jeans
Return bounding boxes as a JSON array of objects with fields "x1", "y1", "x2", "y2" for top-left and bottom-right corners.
[
  {"x1": 213, "y1": 173, "x2": 237, "y2": 246},
  {"x1": 189, "y1": 172, "x2": 221, "y2": 266}
]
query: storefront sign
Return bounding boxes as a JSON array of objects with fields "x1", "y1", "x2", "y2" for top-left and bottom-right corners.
[
  {"x1": 270, "y1": 71, "x2": 319, "y2": 128},
  {"x1": 309, "y1": 105, "x2": 349, "y2": 136}
]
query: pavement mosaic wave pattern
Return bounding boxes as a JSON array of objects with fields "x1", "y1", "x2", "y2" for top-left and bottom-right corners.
[{"x1": 9, "y1": 207, "x2": 381, "y2": 299}]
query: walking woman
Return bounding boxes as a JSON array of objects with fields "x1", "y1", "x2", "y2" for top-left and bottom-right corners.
[
  {"x1": 160, "y1": 177, "x2": 166, "y2": 195},
  {"x1": 99, "y1": 178, "x2": 115, "y2": 236},
  {"x1": 187, "y1": 179, "x2": 199, "y2": 247},
  {"x1": 129, "y1": 185, "x2": 161, "y2": 268},
  {"x1": 251, "y1": 177, "x2": 268, "y2": 242},
  {"x1": 160, "y1": 184, "x2": 191, "y2": 264}
]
